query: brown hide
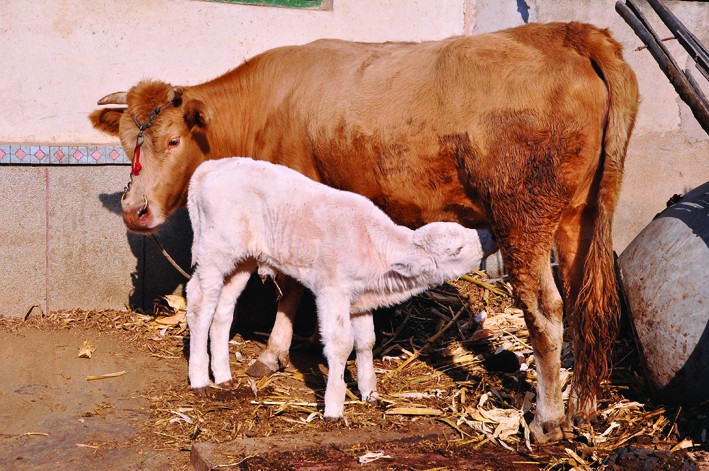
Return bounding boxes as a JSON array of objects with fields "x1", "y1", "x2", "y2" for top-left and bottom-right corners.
[
  {"x1": 91, "y1": 21, "x2": 639, "y2": 440},
  {"x1": 90, "y1": 23, "x2": 612, "y2": 233}
]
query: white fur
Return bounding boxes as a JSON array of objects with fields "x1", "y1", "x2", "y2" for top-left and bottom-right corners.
[{"x1": 186, "y1": 157, "x2": 495, "y2": 418}]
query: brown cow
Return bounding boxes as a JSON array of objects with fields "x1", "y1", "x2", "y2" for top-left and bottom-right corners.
[{"x1": 90, "y1": 22, "x2": 639, "y2": 443}]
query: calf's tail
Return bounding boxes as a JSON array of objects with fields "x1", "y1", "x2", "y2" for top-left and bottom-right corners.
[{"x1": 186, "y1": 166, "x2": 208, "y2": 268}]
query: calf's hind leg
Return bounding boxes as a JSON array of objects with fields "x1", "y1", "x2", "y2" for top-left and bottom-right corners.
[
  {"x1": 316, "y1": 288, "x2": 354, "y2": 420},
  {"x1": 351, "y1": 311, "x2": 378, "y2": 404}
]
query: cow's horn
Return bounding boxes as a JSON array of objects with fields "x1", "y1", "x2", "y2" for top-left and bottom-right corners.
[
  {"x1": 169, "y1": 87, "x2": 184, "y2": 102},
  {"x1": 97, "y1": 91, "x2": 128, "y2": 105}
]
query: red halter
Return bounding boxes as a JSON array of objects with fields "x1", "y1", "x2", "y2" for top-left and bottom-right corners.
[
  {"x1": 131, "y1": 133, "x2": 144, "y2": 176},
  {"x1": 129, "y1": 101, "x2": 174, "y2": 177}
]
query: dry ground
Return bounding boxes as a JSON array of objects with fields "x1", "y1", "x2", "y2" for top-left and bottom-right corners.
[{"x1": 0, "y1": 272, "x2": 706, "y2": 470}]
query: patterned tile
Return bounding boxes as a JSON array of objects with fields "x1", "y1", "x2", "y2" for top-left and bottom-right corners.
[
  {"x1": 0, "y1": 144, "x2": 128, "y2": 165},
  {"x1": 32, "y1": 146, "x2": 50, "y2": 162},
  {"x1": 9, "y1": 145, "x2": 24, "y2": 164},
  {"x1": 0, "y1": 144, "x2": 10, "y2": 164}
]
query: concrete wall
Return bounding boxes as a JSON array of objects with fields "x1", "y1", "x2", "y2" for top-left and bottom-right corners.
[{"x1": 1, "y1": 0, "x2": 707, "y2": 316}]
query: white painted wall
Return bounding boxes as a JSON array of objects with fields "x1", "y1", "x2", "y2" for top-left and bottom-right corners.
[
  {"x1": 1, "y1": 0, "x2": 707, "y2": 251},
  {"x1": 0, "y1": 0, "x2": 468, "y2": 143}
]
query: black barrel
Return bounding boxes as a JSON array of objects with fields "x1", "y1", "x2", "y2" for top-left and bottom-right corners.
[{"x1": 618, "y1": 180, "x2": 709, "y2": 404}]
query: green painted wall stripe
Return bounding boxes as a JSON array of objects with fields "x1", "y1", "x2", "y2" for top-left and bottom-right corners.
[{"x1": 210, "y1": 0, "x2": 324, "y2": 8}]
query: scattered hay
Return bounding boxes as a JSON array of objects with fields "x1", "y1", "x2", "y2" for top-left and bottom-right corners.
[{"x1": 1, "y1": 270, "x2": 706, "y2": 468}]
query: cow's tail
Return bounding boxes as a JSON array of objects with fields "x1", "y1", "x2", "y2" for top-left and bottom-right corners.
[{"x1": 566, "y1": 23, "x2": 639, "y2": 407}]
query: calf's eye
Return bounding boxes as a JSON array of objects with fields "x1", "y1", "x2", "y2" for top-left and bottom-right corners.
[{"x1": 168, "y1": 137, "x2": 180, "y2": 149}]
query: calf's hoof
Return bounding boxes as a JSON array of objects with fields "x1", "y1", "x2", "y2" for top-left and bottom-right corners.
[
  {"x1": 529, "y1": 417, "x2": 565, "y2": 444},
  {"x1": 323, "y1": 415, "x2": 343, "y2": 423},
  {"x1": 363, "y1": 392, "x2": 379, "y2": 406},
  {"x1": 217, "y1": 380, "x2": 235, "y2": 389},
  {"x1": 192, "y1": 386, "x2": 209, "y2": 396}
]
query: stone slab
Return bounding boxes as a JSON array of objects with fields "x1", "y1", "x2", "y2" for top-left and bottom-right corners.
[
  {"x1": 47, "y1": 166, "x2": 137, "y2": 311},
  {"x1": 190, "y1": 423, "x2": 454, "y2": 471},
  {"x1": 0, "y1": 167, "x2": 47, "y2": 317}
]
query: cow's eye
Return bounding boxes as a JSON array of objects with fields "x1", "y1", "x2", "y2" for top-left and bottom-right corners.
[{"x1": 168, "y1": 137, "x2": 180, "y2": 149}]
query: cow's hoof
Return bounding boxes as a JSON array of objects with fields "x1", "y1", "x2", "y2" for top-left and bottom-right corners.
[
  {"x1": 561, "y1": 412, "x2": 596, "y2": 440},
  {"x1": 566, "y1": 410, "x2": 597, "y2": 428},
  {"x1": 323, "y1": 415, "x2": 342, "y2": 423},
  {"x1": 277, "y1": 353, "x2": 290, "y2": 368},
  {"x1": 246, "y1": 360, "x2": 278, "y2": 378},
  {"x1": 192, "y1": 386, "x2": 209, "y2": 396},
  {"x1": 529, "y1": 418, "x2": 564, "y2": 444}
]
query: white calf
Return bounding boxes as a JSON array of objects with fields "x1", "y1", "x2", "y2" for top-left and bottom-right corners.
[{"x1": 186, "y1": 157, "x2": 496, "y2": 419}]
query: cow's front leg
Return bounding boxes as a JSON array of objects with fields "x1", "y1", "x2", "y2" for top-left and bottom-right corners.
[
  {"x1": 317, "y1": 289, "x2": 353, "y2": 420},
  {"x1": 186, "y1": 269, "x2": 223, "y2": 393},
  {"x1": 210, "y1": 263, "x2": 255, "y2": 387},
  {"x1": 351, "y1": 311, "x2": 378, "y2": 404},
  {"x1": 247, "y1": 275, "x2": 305, "y2": 377}
]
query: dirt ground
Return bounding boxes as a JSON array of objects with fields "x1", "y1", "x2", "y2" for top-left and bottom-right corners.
[
  {"x1": 0, "y1": 276, "x2": 707, "y2": 470},
  {"x1": 0, "y1": 323, "x2": 183, "y2": 470}
]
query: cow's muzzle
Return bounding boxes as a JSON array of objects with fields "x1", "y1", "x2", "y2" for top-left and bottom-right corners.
[
  {"x1": 122, "y1": 201, "x2": 157, "y2": 234},
  {"x1": 121, "y1": 186, "x2": 158, "y2": 233}
]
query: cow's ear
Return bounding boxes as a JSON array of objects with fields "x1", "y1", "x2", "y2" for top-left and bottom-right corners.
[
  {"x1": 390, "y1": 254, "x2": 429, "y2": 278},
  {"x1": 89, "y1": 108, "x2": 124, "y2": 136},
  {"x1": 184, "y1": 99, "x2": 209, "y2": 130}
]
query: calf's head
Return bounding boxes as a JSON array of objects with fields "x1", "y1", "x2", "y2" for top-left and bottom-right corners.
[
  {"x1": 392, "y1": 222, "x2": 497, "y2": 280},
  {"x1": 90, "y1": 81, "x2": 211, "y2": 234}
]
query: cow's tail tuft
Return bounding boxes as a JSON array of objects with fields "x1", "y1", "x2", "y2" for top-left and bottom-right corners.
[{"x1": 566, "y1": 22, "x2": 639, "y2": 408}]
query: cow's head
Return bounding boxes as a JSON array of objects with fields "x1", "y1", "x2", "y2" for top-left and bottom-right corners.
[{"x1": 90, "y1": 81, "x2": 211, "y2": 234}]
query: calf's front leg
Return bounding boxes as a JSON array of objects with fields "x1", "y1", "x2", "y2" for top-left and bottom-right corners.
[
  {"x1": 209, "y1": 263, "x2": 255, "y2": 386},
  {"x1": 186, "y1": 269, "x2": 223, "y2": 392}
]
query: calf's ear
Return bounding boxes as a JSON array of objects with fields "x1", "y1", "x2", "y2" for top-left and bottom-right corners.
[
  {"x1": 184, "y1": 99, "x2": 210, "y2": 130},
  {"x1": 89, "y1": 108, "x2": 124, "y2": 136},
  {"x1": 390, "y1": 254, "x2": 429, "y2": 278}
]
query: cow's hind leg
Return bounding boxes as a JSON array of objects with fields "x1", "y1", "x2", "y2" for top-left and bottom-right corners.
[
  {"x1": 555, "y1": 204, "x2": 617, "y2": 428},
  {"x1": 526, "y1": 261, "x2": 565, "y2": 443},
  {"x1": 484, "y1": 191, "x2": 567, "y2": 442},
  {"x1": 247, "y1": 275, "x2": 305, "y2": 377},
  {"x1": 210, "y1": 262, "x2": 256, "y2": 387},
  {"x1": 506, "y1": 249, "x2": 566, "y2": 443}
]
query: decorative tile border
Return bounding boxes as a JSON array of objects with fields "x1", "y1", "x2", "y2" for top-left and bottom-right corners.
[{"x1": 0, "y1": 144, "x2": 129, "y2": 165}]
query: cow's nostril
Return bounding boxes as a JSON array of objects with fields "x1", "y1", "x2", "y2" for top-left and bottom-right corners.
[{"x1": 136, "y1": 195, "x2": 149, "y2": 217}]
